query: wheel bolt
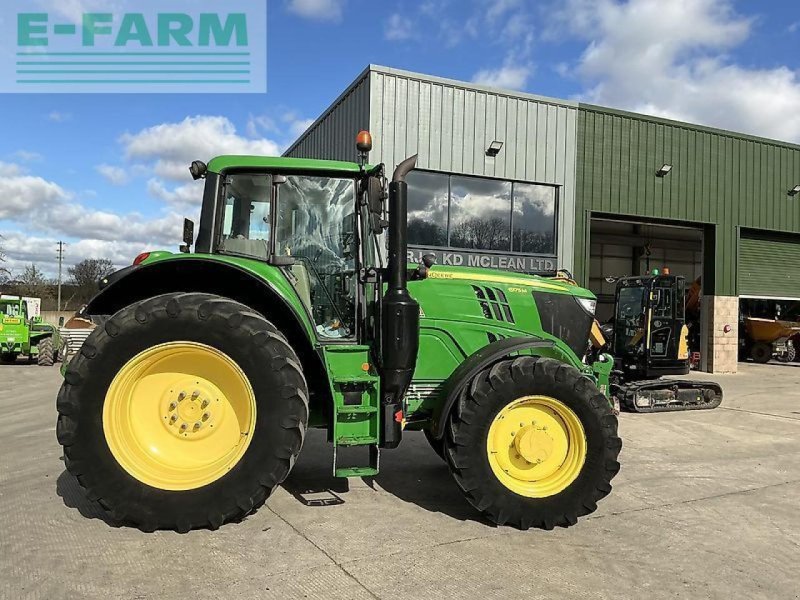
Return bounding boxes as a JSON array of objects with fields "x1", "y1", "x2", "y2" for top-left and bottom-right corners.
[
  {"x1": 193, "y1": 422, "x2": 202, "y2": 430},
  {"x1": 202, "y1": 412, "x2": 210, "y2": 421},
  {"x1": 177, "y1": 391, "x2": 186, "y2": 401},
  {"x1": 169, "y1": 414, "x2": 178, "y2": 423},
  {"x1": 201, "y1": 399, "x2": 209, "y2": 409},
  {"x1": 192, "y1": 390, "x2": 200, "y2": 400},
  {"x1": 168, "y1": 401, "x2": 177, "y2": 411},
  {"x1": 180, "y1": 423, "x2": 188, "y2": 431}
]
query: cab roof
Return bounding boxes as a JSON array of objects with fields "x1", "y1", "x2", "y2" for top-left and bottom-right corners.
[{"x1": 207, "y1": 155, "x2": 373, "y2": 175}]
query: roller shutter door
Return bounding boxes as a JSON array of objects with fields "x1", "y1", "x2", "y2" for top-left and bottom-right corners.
[{"x1": 739, "y1": 232, "x2": 800, "y2": 299}]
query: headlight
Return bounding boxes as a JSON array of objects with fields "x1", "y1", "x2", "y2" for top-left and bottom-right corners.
[{"x1": 577, "y1": 297, "x2": 596, "y2": 316}]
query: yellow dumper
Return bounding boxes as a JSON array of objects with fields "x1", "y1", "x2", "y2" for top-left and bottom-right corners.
[{"x1": 743, "y1": 318, "x2": 800, "y2": 363}]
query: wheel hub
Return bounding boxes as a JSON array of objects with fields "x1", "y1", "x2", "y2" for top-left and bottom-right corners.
[
  {"x1": 103, "y1": 341, "x2": 256, "y2": 491},
  {"x1": 486, "y1": 395, "x2": 587, "y2": 498},
  {"x1": 160, "y1": 381, "x2": 224, "y2": 440}
]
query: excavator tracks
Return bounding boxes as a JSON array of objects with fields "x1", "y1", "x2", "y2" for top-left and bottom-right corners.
[{"x1": 613, "y1": 380, "x2": 723, "y2": 413}]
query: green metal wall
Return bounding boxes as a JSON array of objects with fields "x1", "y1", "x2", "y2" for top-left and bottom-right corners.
[{"x1": 574, "y1": 104, "x2": 800, "y2": 296}]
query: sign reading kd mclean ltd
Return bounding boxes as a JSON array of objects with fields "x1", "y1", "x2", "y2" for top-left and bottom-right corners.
[
  {"x1": 408, "y1": 248, "x2": 557, "y2": 273},
  {"x1": 2, "y1": 0, "x2": 266, "y2": 93}
]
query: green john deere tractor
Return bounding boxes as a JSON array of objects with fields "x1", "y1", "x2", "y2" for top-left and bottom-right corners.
[
  {"x1": 1, "y1": 296, "x2": 58, "y2": 366},
  {"x1": 57, "y1": 134, "x2": 621, "y2": 532}
]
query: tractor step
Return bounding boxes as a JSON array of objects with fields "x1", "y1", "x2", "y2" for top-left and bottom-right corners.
[{"x1": 333, "y1": 444, "x2": 379, "y2": 478}]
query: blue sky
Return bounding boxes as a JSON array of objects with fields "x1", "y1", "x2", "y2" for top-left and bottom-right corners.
[{"x1": 1, "y1": 0, "x2": 799, "y2": 278}]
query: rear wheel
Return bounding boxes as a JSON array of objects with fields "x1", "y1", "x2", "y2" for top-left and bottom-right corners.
[
  {"x1": 444, "y1": 356, "x2": 621, "y2": 530},
  {"x1": 37, "y1": 337, "x2": 54, "y2": 366},
  {"x1": 750, "y1": 342, "x2": 772, "y2": 364},
  {"x1": 57, "y1": 293, "x2": 309, "y2": 532}
]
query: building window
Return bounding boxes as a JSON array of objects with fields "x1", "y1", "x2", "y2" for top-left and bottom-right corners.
[
  {"x1": 407, "y1": 171, "x2": 558, "y2": 255},
  {"x1": 407, "y1": 171, "x2": 448, "y2": 246},
  {"x1": 450, "y1": 176, "x2": 512, "y2": 251},
  {"x1": 512, "y1": 182, "x2": 557, "y2": 254}
]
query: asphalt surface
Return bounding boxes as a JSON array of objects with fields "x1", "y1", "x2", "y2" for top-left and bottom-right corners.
[{"x1": 1, "y1": 361, "x2": 799, "y2": 600}]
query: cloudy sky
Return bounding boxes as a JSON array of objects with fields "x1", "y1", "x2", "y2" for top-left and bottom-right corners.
[{"x1": 1, "y1": 0, "x2": 799, "y2": 278}]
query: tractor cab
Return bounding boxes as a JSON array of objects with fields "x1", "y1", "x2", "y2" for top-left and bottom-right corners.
[{"x1": 612, "y1": 274, "x2": 690, "y2": 379}]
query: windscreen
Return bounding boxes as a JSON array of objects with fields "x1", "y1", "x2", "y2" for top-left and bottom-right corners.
[
  {"x1": 614, "y1": 285, "x2": 647, "y2": 357},
  {"x1": 274, "y1": 175, "x2": 357, "y2": 338}
]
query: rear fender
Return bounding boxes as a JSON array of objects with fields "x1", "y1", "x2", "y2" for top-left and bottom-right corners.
[{"x1": 83, "y1": 258, "x2": 328, "y2": 405}]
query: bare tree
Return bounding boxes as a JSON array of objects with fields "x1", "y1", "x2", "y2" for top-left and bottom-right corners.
[
  {"x1": 68, "y1": 258, "x2": 115, "y2": 304},
  {"x1": 451, "y1": 217, "x2": 509, "y2": 251},
  {"x1": 16, "y1": 263, "x2": 47, "y2": 297},
  {"x1": 0, "y1": 235, "x2": 10, "y2": 278}
]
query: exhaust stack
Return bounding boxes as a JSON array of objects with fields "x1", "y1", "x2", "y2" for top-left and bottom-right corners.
[{"x1": 380, "y1": 154, "x2": 420, "y2": 448}]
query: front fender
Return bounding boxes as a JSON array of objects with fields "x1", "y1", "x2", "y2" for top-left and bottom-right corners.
[{"x1": 429, "y1": 336, "x2": 585, "y2": 440}]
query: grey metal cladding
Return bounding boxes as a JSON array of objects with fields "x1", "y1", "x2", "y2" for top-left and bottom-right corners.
[
  {"x1": 367, "y1": 66, "x2": 579, "y2": 270},
  {"x1": 284, "y1": 68, "x2": 371, "y2": 162},
  {"x1": 285, "y1": 65, "x2": 579, "y2": 270}
]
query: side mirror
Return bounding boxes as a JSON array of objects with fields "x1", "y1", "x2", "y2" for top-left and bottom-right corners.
[
  {"x1": 182, "y1": 218, "x2": 195, "y2": 253},
  {"x1": 363, "y1": 175, "x2": 388, "y2": 234}
]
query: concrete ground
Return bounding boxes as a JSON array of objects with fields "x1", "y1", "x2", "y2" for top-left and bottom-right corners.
[{"x1": 1, "y1": 362, "x2": 799, "y2": 600}]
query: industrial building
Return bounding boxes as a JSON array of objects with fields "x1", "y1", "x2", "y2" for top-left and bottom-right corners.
[{"x1": 286, "y1": 65, "x2": 800, "y2": 373}]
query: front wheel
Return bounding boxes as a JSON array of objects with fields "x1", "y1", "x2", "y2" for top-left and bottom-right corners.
[
  {"x1": 57, "y1": 293, "x2": 309, "y2": 532},
  {"x1": 750, "y1": 342, "x2": 772, "y2": 364},
  {"x1": 0, "y1": 352, "x2": 17, "y2": 364},
  {"x1": 37, "y1": 337, "x2": 54, "y2": 366},
  {"x1": 444, "y1": 356, "x2": 621, "y2": 530}
]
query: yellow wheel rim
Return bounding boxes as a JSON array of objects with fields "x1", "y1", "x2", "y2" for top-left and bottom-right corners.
[
  {"x1": 486, "y1": 395, "x2": 587, "y2": 498},
  {"x1": 103, "y1": 342, "x2": 256, "y2": 491}
]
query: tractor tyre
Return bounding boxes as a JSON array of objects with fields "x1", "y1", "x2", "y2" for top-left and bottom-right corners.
[
  {"x1": 37, "y1": 337, "x2": 54, "y2": 366},
  {"x1": 750, "y1": 342, "x2": 772, "y2": 364},
  {"x1": 56, "y1": 292, "x2": 309, "y2": 532},
  {"x1": 424, "y1": 429, "x2": 446, "y2": 461},
  {"x1": 444, "y1": 356, "x2": 621, "y2": 530}
]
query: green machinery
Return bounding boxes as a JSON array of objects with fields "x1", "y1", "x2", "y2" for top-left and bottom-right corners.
[
  {"x1": 0, "y1": 296, "x2": 58, "y2": 366},
  {"x1": 57, "y1": 134, "x2": 621, "y2": 532}
]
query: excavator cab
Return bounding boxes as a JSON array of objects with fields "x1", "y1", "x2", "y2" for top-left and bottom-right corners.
[
  {"x1": 605, "y1": 273, "x2": 720, "y2": 413},
  {"x1": 613, "y1": 275, "x2": 690, "y2": 380}
]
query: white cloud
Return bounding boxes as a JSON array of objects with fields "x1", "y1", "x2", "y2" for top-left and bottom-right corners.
[
  {"x1": 287, "y1": 0, "x2": 345, "y2": 21},
  {"x1": 473, "y1": 61, "x2": 532, "y2": 90},
  {"x1": 554, "y1": 0, "x2": 800, "y2": 142},
  {"x1": 96, "y1": 164, "x2": 129, "y2": 186},
  {"x1": 0, "y1": 161, "x2": 25, "y2": 177},
  {"x1": 385, "y1": 13, "x2": 415, "y2": 41},
  {"x1": 0, "y1": 162, "x2": 191, "y2": 278},
  {"x1": 47, "y1": 111, "x2": 71, "y2": 122},
  {"x1": 0, "y1": 166, "x2": 71, "y2": 220},
  {"x1": 0, "y1": 230, "x2": 170, "y2": 278},
  {"x1": 13, "y1": 150, "x2": 43, "y2": 162},
  {"x1": 120, "y1": 115, "x2": 281, "y2": 181},
  {"x1": 147, "y1": 179, "x2": 205, "y2": 208}
]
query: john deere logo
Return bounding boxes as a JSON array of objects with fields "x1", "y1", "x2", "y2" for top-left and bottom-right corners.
[{"x1": 3, "y1": 0, "x2": 266, "y2": 93}]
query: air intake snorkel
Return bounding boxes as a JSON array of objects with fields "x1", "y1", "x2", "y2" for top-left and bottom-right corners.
[{"x1": 380, "y1": 154, "x2": 420, "y2": 449}]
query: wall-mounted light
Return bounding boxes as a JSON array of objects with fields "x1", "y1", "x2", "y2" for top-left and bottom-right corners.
[
  {"x1": 655, "y1": 164, "x2": 673, "y2": 177},
  {"x1": 788, "y1": 184, "x2": 800, "y2": 197},
  {"x1": 486, "y1": 140, "x2": 504, "y2": 157}
]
